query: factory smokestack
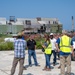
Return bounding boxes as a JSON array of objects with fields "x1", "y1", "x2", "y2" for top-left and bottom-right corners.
[{"x1": 72, "y1": 16, "x2": 74, "y2": 31}]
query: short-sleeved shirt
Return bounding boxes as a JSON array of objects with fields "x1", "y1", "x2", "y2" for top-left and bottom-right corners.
[
  {"x1": 71, "y1": 36, "x2": 75, "y2": 49},
  {"x1": 50, "y1": 38, "x2": 56, "y2": 50},
  {"x1": 56, "y1": 38, "x2": 60, "y2": 48},
  {"x1": 56, "y1": 36, "x2": 73, "y2": 56},
  {"x1": 27, "y1": 39, "x2": 36, "y2": 50}
]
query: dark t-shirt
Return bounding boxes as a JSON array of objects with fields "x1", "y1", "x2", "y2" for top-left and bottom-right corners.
[{"x1": 27, "y1": 39, "x2": 36, "y2": 50}]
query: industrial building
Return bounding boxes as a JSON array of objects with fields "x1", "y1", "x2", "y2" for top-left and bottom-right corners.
[{"x1": 0, "y1": 17, "x2": 63, "y2": 34}]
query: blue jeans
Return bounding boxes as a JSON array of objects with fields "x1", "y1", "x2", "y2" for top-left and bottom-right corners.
[
  {"x1": 51, "y1": 50, "x2": 56, "y2": 64},
  {"x1": 45, "y1": 54, "x2": 51, "y2": 68},
  {"x1": 28, "y1": 50, "x2": 38, "y2": 66}
]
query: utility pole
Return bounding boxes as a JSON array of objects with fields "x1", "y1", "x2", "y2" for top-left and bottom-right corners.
[{"x1": 72, "y1": 16, "x2": 74, "y2": 31}]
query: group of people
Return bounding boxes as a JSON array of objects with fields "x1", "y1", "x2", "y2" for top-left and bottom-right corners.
[
  {"x1": 10, "y1": 32, "x2": 40, "y2": 75},
  {"x1": 10, "y1": 30, "x2": 75, "y2": 75}
]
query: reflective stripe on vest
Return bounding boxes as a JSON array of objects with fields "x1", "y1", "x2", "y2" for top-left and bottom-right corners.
[
  {"x1": 60, "y1": 35, "x2": 71, "y2": 53},
  {"x1": 45, "y1": 43, "x2": 52, "y2": 54}
]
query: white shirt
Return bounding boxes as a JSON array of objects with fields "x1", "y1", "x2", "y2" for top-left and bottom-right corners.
[
  {"x1": 50, "y1": 38, "x2": 56, "y2": 50},
  {"x1": 73, "y1": 41, "x2": 75, "y2": 49}
]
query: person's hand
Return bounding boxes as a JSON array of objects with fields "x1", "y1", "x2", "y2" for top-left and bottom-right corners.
[
  {"x1": 57, "y1": 49, "x2": 60, "y2": 52},
  {"x1": 42, "y1": 45, "x2": 45, "y2": 48},
  {"x1": 55, "y1": 49, "x2": 58, "y2": 52}
]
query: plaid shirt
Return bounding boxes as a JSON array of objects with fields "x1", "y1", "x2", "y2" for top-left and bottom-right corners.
[{"x1": 14, "y1": 39, "x2": 26, "y2": 58}]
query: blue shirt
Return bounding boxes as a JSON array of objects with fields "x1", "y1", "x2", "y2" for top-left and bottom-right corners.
[
  {"x1": 56, "y1": 37, "x2": 72, "y2": 56},
  {"x1": 72, "y1": 36, "x2": 75, "y2": 41},
  {"x1": 14, "y1": 39, "x2": 27, "y2": 58},
  {"x1": 56, "y1": 38, "x2": 60, "y2": 48}
]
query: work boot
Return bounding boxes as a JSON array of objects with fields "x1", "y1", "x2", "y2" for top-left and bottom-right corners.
[
  {"x1": 23, "y1": 66, "x2": 27, "y2": 70},
  {"x1": 42, "y1": 66, "x2": 47, "y2": 70},
  {"x1": 58, "y1": 65, "x2": 61, "y2": 69},
  {"x1": 53, "y1": 63, "x2": 55, "y2": 66},
  {"x1": 46, "y1": 68, "x2": 51, "y2": 71}
]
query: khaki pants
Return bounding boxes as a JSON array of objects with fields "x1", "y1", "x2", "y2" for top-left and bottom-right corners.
[
  {"x1": 60, "y1": 55, "x2": 71, "y2": 75},
  {"x1": 10, "y1": 57, "x2": 24, "y2": 75}
]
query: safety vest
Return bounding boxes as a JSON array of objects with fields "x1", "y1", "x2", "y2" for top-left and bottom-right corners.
[
  {"x1": 60, "y1": 35, "x2": 71, "y2": 53},
  {"x1": 44, "y1": 43, "x2": 52, "y2": 54}
]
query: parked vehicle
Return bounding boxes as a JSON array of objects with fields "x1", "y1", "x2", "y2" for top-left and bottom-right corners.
[{"x1": 4, "y1": 38, "x2": 16, "y2": 42}]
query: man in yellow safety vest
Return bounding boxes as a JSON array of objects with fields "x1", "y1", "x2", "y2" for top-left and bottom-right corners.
[{"x1": 56, "y1": 30, "x2": 74, "y2": 75}]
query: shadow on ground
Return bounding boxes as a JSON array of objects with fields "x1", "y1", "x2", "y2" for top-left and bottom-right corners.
[
  {"x1": 23, "y1": 73, "x2": 33, "y2": 75},
  {"x1": 59, "y1": 72, "x2": 75, "y2": 75},
  {"x1": 24, "y1": 64, "x2": 35, "y2": 68}
]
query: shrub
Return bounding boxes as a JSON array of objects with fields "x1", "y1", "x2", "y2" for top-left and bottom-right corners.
[
  {"x1": 36, "y1": 41, "x2": 42, "y2": 49},
  {"x1": 0, "y1": 42, "x2": 14, "y2": 51},
  {"x1": 7, "y1": 42, "x2": 14, "y2": 50},
  {"x1": 0, "y1": 42, "x2": 8, "y2": 50},
  {"x1": 36, "y1": 37, "x2": 45, "y2": 49}
]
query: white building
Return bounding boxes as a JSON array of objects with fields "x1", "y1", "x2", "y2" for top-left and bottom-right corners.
[
  {"x1": 0, "y1": 17, "x2": 62, "y2": 33},
  {"x1": 15, "y1": 17, "x2": 62, "y2": 33},
  {"x1": 0, "y1": 17, "x2": 6, "y2": 25}
]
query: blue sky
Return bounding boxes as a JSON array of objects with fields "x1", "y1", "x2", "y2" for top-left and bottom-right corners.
[{"x1": 0, "y1": 0, "x2": 75, "y2": 30}]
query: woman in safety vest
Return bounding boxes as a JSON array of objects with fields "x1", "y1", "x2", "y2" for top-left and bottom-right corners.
[{"x1": 42, "y1": 35, "x2": 52, "y2": 71}]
